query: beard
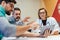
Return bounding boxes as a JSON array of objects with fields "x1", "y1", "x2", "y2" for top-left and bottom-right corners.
[
  {"x1": 16, "y1": 17, "x2": 20, "y2": 21},
  {"x1": 6, "y1": 11, "x2": 11, "y2": 16}
]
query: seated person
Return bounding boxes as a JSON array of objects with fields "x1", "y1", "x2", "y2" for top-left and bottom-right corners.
[
  {"x1": 8, "y1": 8, "x2": 40, "y2": 37},
  {"x1": 0, "y1": 0, "x2": 40, "y2": 37},
  {"x1": 8, "y1": 8, "x2": 30, "y2": 26},
  {"x1": 32, "y1": 8, "x2": 60, "y2": 37}
]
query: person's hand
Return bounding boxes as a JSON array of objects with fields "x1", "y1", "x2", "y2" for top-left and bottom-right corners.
[
  {"x1": 51, "y1": 31, "x2": 59, "y2": 35},
  {"x1": 22, "y1": 17, "x2": 30, "y2": 22},
  {"x1": 43, "y1": 28, "x2": 51, "y2": 37},
  {"x1": 31, "y1": 22, "x2": 39, "y2": 30},
  {"x1": 28, "y1": 21, "x2": 39, "y2": 30}
]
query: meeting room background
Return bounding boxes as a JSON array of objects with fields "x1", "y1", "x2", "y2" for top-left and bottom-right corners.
[{"x1": 14, "y1": 0, "x2": 60, "y2": 26}]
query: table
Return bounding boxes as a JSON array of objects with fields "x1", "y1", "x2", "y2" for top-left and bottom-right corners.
[{"x1": 2, "y1": 35, "x2": 60, "y2": 40}]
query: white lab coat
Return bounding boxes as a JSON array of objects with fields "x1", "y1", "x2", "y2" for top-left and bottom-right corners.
[{"x1": 31, "y1": 17, "x2": 59, "y2": 34}]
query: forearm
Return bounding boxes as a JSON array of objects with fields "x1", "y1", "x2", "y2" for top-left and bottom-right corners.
[
  {"x1": 16, "y1": 25, "x2": 31, "y2": 36},
  {"x1": 51, "y1": 31, "x2": 59, "y2": 35},
  {"x1": 21, "y1": 31, "x2": 40, "y2": 37}
]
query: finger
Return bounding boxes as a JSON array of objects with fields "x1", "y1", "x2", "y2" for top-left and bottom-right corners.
[
  {"x1": 25, "y1": 17, "x2": 30, "y2": 19},
  {"x1": 44, "y1": 30, "x2": 48, "y2": 34},
  {"x1": 45, "y1": 29, "x2": 48, "y2": 33},
  {"x1": 49, "y1": 30, "x2": 50, "y2": 34}
]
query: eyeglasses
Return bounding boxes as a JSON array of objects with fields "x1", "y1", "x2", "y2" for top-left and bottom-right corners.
[{"x1": 39, "y1": 12, "x2": 46, "y2": 14}]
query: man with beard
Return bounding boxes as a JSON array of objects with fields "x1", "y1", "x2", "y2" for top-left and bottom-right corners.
[
  {"x1": 8, "y1": 8, "x2": 41, "y2": 37},
  {"x1": 0, "y1": 0, "x2": 40, "y2": 39},
  {"x1": 8, "y1": 8, "x2": 30, "y2": 26}
]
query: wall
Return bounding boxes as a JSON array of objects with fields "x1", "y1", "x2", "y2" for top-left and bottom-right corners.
[
  {"x1": 43, "y1": 0, "x2": 58, "y2": 16},
  {"x1": 15, "y1": 0, "x2": 45, "y2": 21}
]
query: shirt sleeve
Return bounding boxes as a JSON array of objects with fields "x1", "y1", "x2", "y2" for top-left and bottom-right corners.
[
  {"x1": 50, "y1": 17, "x2": 59, "y2": 34},
  {"x1": 16, "y1": 20, "x2": 24, "y2": 26},
  {"x1": 0, "y1": 17, "x2": 16, "y2": 37}
]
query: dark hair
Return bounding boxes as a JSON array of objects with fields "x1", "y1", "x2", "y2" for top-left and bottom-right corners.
[
  {"x1": 13, "y1": 8, "x2": 21, "y2": 15},
  {"x1": 0, "y1": 0, "x2": 16, "y2": 4},
  {"x1": 38, "y1": 8, "x2": 47, "y2": 19},
  {"x1": 14, "y1": 8, "x2": 21, "y2": 11}
]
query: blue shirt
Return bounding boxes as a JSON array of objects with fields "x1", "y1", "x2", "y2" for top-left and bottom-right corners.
[{"x1": 8, "y1": 16, "x2": 24, "y2": 26}]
